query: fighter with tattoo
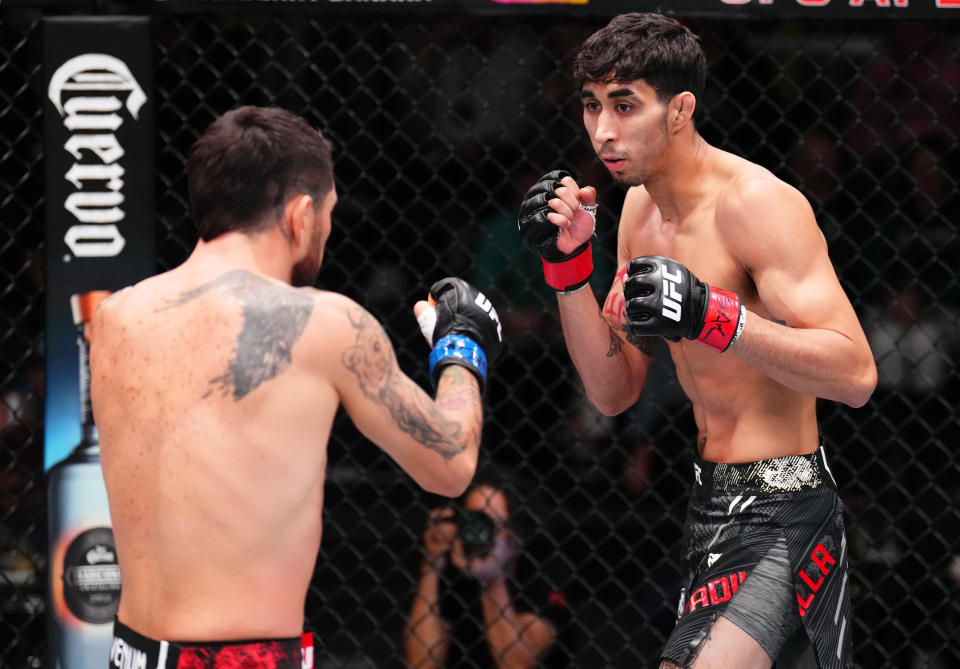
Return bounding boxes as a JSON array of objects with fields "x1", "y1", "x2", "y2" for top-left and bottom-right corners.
[{"x1": 90, "y1": 106, "x2": 501, "y2": 669}]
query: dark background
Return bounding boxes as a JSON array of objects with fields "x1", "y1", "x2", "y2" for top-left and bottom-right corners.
[{"x1": 1, "y1": 2, "x2": 959, "y2": 667}]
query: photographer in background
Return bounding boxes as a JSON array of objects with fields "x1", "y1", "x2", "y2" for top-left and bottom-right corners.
[{"x1": 404, "y1": 477, "x2": 572, "y2": 668}]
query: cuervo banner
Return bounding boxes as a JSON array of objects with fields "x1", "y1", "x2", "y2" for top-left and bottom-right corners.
[{"x1": 43, "y1": 16, "x2": 154, "y2": 669}]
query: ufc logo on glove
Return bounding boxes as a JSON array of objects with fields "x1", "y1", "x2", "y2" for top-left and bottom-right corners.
[
  {"x1": 624, "y1": 255, "x2": 745, "y2": 353},
  {"x1": 474, "y1": 292, "x2": 503, "y2": 341},
  {"x1": 661, "y1": 267, "x2": 684, "y2": 322}
]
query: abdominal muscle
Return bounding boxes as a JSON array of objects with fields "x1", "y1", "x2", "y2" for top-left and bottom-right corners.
[
  {"x1": 603, "y1": 266, "x2": 820, "y2": 464},
  {"x1": 669, "y1": 339, "x2": 820, "y2": 463}
]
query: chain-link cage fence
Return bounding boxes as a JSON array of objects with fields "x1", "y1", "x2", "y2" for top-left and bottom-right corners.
[
  {"x1": 1, "y1": 5, "x2": 959, "y2": 667},
  {"x1": 1, "y1": 9, "x2": 46, "y2": 667}
]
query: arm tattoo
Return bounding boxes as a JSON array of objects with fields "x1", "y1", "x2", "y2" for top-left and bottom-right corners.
[
  {"x1": 341, "y1": 306, "x2": 467, "y2": 460},
  {"x1": 160, "y1": 270, "x2": 313, "y2": 400},
  {"x1": 606, "y1": 328, "x2": 623, "y2": 357},
  {"x1": 435, "y1": 366, "x2": 482, "y2": 450},
  {"x1": 600, "y1": 270, "x2": 656, "y2": 358},
  {"x1": 603, "y1": 312, "x2": 657, "y2": 359},
  {"x1": 627, "y1": 332, "x2": 659, "y2": 357}
]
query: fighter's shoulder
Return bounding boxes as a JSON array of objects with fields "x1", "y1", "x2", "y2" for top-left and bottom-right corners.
[
  {"x1": 89, "y1": 283, "x2": 140, "y2": 326},
  {"x1": 87, "y1": 282, "x2": 157, "y2": 351},
  {"x1": 97, "y1": 285, "x2": 131, "y2": 310},
  {"x1": 299, "y1": 289, "x2": 384, "y2": 342},
  {"x1": 718, "y1": 161, "x2": 827, "y2": 266},
  {"x1": 296, "y1": 289, "x2": 397, "y2": 376},
  {"x1": 93, "y1": 270, "x2": 197, "y2": 318},
  {"x1": 718, "y1": 162, "x2": 813, "y2": 226},
  {"x1": 301, "y1": 288, "x2": 364, "y2": 317}
]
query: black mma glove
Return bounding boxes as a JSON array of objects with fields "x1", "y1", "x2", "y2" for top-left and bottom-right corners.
[
  {"x1": 420, "y1": 278, "x2": 503, "y2": 391},
  {"x1": 517, "y1": 170, "x2": 595, "y2": 293},
  {"x1": 623, "y1": 255, "x2": 746, "y2": 352}
]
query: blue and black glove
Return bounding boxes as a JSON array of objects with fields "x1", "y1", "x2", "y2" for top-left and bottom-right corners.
[{"x1": 418, "y1": 278, "x2": 503, "y2": 391}]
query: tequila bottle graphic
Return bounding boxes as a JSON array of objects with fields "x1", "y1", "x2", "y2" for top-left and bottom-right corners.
[{"x1": 47, "y1": 291, "x2": 121, "y2": 668}]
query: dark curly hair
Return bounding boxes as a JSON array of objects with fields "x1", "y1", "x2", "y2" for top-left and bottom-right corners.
[{"x1": 573, "y1": 13, "x2": 706, "y2": 105}]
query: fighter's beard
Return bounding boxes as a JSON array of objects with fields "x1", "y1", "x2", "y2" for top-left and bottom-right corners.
[
  {"x1": 609, "y1": 167, "x2": 647, "y2": 188},
  {"x1": 291, "y1": 254, "x2": 321, "y2": 287}
]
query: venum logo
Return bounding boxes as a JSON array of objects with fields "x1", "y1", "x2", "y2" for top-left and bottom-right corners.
[
  {"x1": 661, "y1": 266, "x2": 683, "y2": 322},
  {"x1": 48, "y1": 54, "x2": 147, "y2": 259},
  {"x1": 110, "y1": 637, "x2": 147, "y2": 669}
]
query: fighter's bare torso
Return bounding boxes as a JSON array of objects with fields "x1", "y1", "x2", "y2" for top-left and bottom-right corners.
[
  {"x1": 603, "y1": 148, "x2": 821, "y2": 463},
  {"x1": 92, "y1": 238, "x2": 485, "y2": 642},
  {"x1": 91, "y1": 265, "x2": 341, "y2": 641},
  {"x1": 91, "y1": 222, "x2": 492, "y2": 645}
]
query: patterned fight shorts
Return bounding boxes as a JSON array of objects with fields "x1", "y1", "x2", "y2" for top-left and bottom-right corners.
[
  {"x1": 108, "y1": 619, "x2": 314, "y2": 669},
  {"x1": 661, "y1": 447, "x2": 852, "y2": 668}
]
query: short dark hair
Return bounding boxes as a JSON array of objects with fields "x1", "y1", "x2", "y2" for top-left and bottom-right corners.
[
  {"x1": 573, "y1": 13, "x2": 706, "y2": 105},
  {"x1": 188, "y1": 106, "x2": 334, "y2": 241}
]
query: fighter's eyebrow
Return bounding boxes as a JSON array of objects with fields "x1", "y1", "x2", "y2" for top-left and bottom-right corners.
[{"x1": 579, "y1": 87, "x2": 637, "y2": 99}]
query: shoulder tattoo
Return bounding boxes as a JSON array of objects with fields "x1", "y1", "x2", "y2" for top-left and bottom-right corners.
[
  {"x1": 341, "y1": 306, "x2": 465, "y2": 460},
  {"x1": 162, "y1": 270, "x2": 314, "y2": 400}
]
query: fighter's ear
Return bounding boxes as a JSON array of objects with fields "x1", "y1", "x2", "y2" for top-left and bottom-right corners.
[
  {"x1": 670, "y1": 92, "x2": 696, "y2": 132},
  {"x1": 283, "y1": 193, "x2": 314, "y2": 247}
]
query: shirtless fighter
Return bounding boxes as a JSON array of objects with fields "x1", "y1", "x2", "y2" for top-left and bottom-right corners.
[
  {"x1": 517, "y1": 13, "x2": 877, "y2": 669},
  {"x1": 90, "y1": 106, "x2": 501, "y2": 668}
]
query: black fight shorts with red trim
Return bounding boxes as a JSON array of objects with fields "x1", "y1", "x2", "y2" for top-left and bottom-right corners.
[
  {"x1": 661, "y1": 447, "x2": 852, "y2": 669},
  {"x1": 108, "y1": 620, "x2": 315, "y2": 669}
]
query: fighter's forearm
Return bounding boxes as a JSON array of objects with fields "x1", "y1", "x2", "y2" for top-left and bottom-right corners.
[
  {"x1": 732, "y1": 312, "x2": 877, "y2": 407},
  {"x1": 557, "y1": 288, "x2": 648, "y2": 416},
  {"x1": 433, "y1": 365, "x2": 482, "y2": 454},
  {"x1": 365, "y1": 363, "x2": 481, "y2": 496}
]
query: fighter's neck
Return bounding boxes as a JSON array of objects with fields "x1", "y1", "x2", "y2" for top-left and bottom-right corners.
[
  {"x1": 187, "y1": 231, "x2": 293, "y2": 285},
  {"x1": 643, "y1": 134, "x2": 716, "y2": 223}
]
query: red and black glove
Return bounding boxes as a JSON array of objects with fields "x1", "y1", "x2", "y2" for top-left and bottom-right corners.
[
  {"x1": 623, "y1": 255, "x2": 746, "y2": 352},
  {"x1": 517, "y1": 170, "x2": 595, "y2": 293}
]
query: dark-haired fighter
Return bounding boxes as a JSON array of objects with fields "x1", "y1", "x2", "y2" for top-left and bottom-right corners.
[
  {"x1": 517, "y1": 13, "x2": 876, "y2": 669},
  {"x1": 91, "y1": 105, "x2": 502, "y2": 669}
]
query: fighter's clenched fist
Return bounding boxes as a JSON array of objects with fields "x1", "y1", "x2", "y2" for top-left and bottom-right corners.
[
  {"x1": 517, "y1": 170, "x2": 598, "y2": 293},
  {"x1": 624, "y1": 255, "x2": 746, "y2": 352},
  {"x1": 416, "y1": 277, "x2": 502, "y2": 391}
]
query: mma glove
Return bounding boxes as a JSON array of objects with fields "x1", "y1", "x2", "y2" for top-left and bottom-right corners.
[
  {"x1": 418, "y1": 278, "x2": 503, "y2": 391},
  {"x1": 624, "y1": 255, "x2": 746, "y2": 353},
  {"x1": 517, "y1": 169, "x2": 596, "y2": 293}
]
